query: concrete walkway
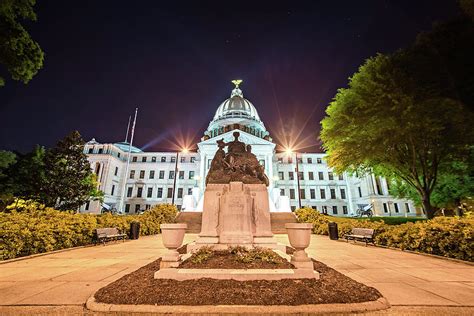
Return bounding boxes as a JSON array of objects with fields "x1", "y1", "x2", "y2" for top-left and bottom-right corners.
[{"x1": 0, "y1": 234, "x2": 473, "y2": 315}]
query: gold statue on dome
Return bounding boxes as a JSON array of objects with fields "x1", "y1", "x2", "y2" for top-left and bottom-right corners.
[{"x1": 231, "y1": 79, "x2": 243, "y2": 88}]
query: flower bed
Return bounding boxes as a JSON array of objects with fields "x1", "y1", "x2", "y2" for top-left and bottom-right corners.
[
  {"x1": 0, "y1": 201, "x2": 177, "y2": 260},
  {"x1": 295, "y1": 207, "x2": 474, "y2": 262}
]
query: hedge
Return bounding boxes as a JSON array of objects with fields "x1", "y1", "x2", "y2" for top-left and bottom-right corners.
[
  {"x1": 295, "y1": 207, "x2": 474, "y2": 262},
  {"x1": 0, "y1": 200, "x2": 177, "y2": 260}
]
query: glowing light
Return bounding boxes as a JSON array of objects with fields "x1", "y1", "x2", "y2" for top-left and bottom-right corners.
[
  {"x1": 181, "y1": 148, "x2": 189, "y2": 153},
  {"x1": 285, "y1": 148, "x2": 294, "y2": 155}
]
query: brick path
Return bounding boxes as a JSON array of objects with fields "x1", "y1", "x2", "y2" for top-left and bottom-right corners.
[{"x1": 0, "y1": 234, "x2": 473, "y2": 315}]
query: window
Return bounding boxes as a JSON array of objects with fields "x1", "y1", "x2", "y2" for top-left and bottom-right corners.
[
  {"x1": 298, "y1": 172, "x2": 304, "y2": 180},
  {"x1": 142, "y1": 157, "x2": 147, "y2": 162},
  {"x1": 188, "y1": 188, "x2": 192, "y2": 195},
  {"x1": 117, "y1": 153, "x2": 121, "y2": 158},
  {"x1": 307, "y1": 158, "x2": 312, "y2": 164},
  {"x1": 289, "y1": 172, "x2": 294, "y2": 180},
  {"x1": 137, "y1": 187, "x2": 143, "y2": 198},
  {"x1": 139, "y1": 170, "x2": 145, "y2": 179},
  {"x1": 132, "y1": 156, "x2": 137, "y2": 162},
  {"x1": 98, "y1": 148, "x2": 103, "y2": 154},
  {"x1": 290, "y1": 189, "x2": 295, "y2": 199},
  {"x1": 318, "y1": 172, "x2": 324, "y2": 180},
  {"x1": 135, "y1": 204, "x2": 140, "y2": 213},
  {"x1": 328, "y1": 172, "x2": 334, "y2": 180},
  {"x1": 129, "y1": 170, "x2": 135, "y2": 179},
  {"x1": 332, "y1": 206, "x2": 338, "y2": 214},
  {"x1": 405, "y1": 203, "x2": 410, "y2": 213},
  {"x1": 330, "y1": 188, "x2": 336, "y2": 199},
  {"x1": 358, "y1": 187, "x2": 362, "y2": 198},
  {"x1": 179, "y1": 156, "x2": 185, "y2": 163},
  {"x1": 147, "y1": 187, "x2": 153, "y2": 198},
  {"x1": 149, "y1": 170, "x2": 155, "y2": 179},
  {"x1": 177, "y1": 188, "x2": 183, "y2": 198},
  {"x1": 278, "y1": 172, "x2": 284, "y2": 180},
  {"x1": 191, "y1": 157, "x2": 196, "y2": 163},
  {"x1": 159, "y1": 170, "x2": 165, "y2": 179},
  {"x1": 340, "y1": 188, "x2": 346, "y2": 199},
  {"x1": 375, "y1": 177, "x2": 383, "y2": 195},
  {"x1": 288, "y1": 157, "x2": 293, "y2": 164},
  {"x1": 125, "y1": 204, "x2": 130, "y2": 213},
  {"x1": 207, "y1": 159, "x2": 212, "y2": 169},
  {"x1": 146, "y1": 204, "x2": 151, "y2": 210},
  {"x1": 317, "y1": 158, "x2": 322, "y2": 164},
  {"x1": 171, "y1": 156, "x2": 176, "y2": 163},
  {"x1": 167, "y1": 188, "x2": 173, "y2": 198},
  {"x1": 169, "y1": 171, "x2": 175, "y2": 179},
  {"x1": 111, "y1": 185, "x2": 115, "y2": 195},
  {"x1": 280, "y1": 188, "x2": 285, "y2": 196},
  {"x1": 291, "y1": 206, "x2": 296, "y2": 211},
  {"x1": 161, "y1": 157, "x2": 166, "y2": 162},
  {"x1": 157, "y1": 187, "x2": 163, "y2": 198},
  {"x1": 309, "y1": 172, "x2": 314, "y2": 180},
  {"x1": 177, "y1": 205, "x2": 182, "y2": 211},
  {"x1": 383, "y1": 203, "x2": 388, "y2": 213},
  {"x1": 179, "y1": 171, "x2": 184, "y2": 179},
  {"x1": 127, "y1": 187, "x2": 133, "y2": 197},
  {"x1": 310, "y1": 189, "x2": 316, "y2": 199},
  {"x1": 297, "y1": 158, "x2": 303, "y2": 164},
  {"x1": 114, "y1": 167, "x2": 118, "y2": 176},
  {"x1": 300, "y1": 189, "x2": 306, "y2": 199},
  {"x1": 322, "y1": 206, "x2": 328, "y2": 214},
  {"x1": 343, "y1": 205, "x2": 348, "y2": 214},
  {"x1": 259, "y1": 159, "x2": 265, "y2": 167},
  {"x1": 320, "y1": 189, "x2": 326, "y2": 199},
  {"x1": 394, "y1": 203, "x2": 399, "y2": 213},
  {"x1": 85, "y1": 201, "x2": 90, "y2": 210},
  {"x1": 278, "y1": 157, "x2": 283, "y2": 163},
  {"x1": 189, "y1": 171, "x2": 195, "y2": 179},
  {"x1": 339, "y1": 174, "x2": 344, "y2": 180},
  {"x1": 152, "y1": 157, "x2": 156, "y2": 162},
  {"x1": 88, "y1": 148, "x2": 93, "y2": 154}
]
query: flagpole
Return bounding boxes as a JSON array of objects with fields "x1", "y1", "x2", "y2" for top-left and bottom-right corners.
[
  {"x1": 118, "y1": 108, "x2": 138, "y2": 214},
  {"x1": 124, "y1": 115, "x2": 131, "y2": 142}
]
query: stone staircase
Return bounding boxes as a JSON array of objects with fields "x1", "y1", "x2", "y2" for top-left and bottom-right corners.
[
  {"x1": 270, "y1": 212, "x2": 297, "y2": 233},
  {"x1": 176, "y1": 211, "x2": 297, "y2": 234},
  {"x1": 176, "y1": 212, "x2": 202, "y2": 233}
]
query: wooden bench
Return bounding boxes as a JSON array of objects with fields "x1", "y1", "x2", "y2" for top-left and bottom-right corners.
[
  {"x1": 344, "y1": 228, "x2": 375, "y2": 246},
  {"x1": 95, "y1": 227, "x2": 127, "y2": 245}
]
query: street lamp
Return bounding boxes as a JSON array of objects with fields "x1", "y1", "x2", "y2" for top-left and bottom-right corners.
[
  {"x1": 171, "y1": 147, "x2": 188, "y2": 206},
  {"x1": 285, "y1": 148, "x2": 302, "y2": 209}
]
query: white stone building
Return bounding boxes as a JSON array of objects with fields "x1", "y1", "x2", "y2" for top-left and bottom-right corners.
[{"x1": 82, "y1": 82, "x2": 420, "y2": 217}]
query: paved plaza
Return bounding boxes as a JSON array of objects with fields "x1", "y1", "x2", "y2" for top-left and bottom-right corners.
[{"x1": 0, "y1": 234, "x2": 473, "y2": 315}]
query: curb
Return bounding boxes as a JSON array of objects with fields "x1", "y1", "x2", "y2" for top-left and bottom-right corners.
[{"x1": 86, "y1": 294, "x2": 391, "y2": 314}]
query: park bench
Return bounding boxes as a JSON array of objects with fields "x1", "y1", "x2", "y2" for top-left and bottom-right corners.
[
  {"x1": 344, "y1": 228, "x2": 375, "y2": 246},
  {"x1": 95, "y1": 227, "x2": 127, "y2": 245}
]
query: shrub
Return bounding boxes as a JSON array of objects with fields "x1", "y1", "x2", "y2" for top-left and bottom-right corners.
[
  {"x1": 295, "y1": 207, "x2": 474, "y2": 262},
  {"x1": 0, "y1": 201, "x2": 178, "y2": 260}
]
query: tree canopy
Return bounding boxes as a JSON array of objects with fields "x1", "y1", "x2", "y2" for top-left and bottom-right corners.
[
  {"x1": 321, "y1": 16, "x2": 474, "y2": 218},
  {"x1": 0, "y1": 0, "x2": 44, "y2": 86}
]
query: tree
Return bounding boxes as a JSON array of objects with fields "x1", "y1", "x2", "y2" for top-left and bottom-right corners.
[
  {"x1": 321, "y1": 51, "x2": 474, "y2": 219},
  {"x1": 0, "y1": 0, "x2": 44, "y2": 86},
  {"x1": 42, "y1": 131, "x2": 100, "y2": 211},
  {"x1": 0, "y1": 150, "x2": 16, "y2": 209}
]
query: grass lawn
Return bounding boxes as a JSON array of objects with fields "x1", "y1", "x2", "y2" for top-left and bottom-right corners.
[{"x1": 351, "y1": 216, "x2": 426, "y2": 225}]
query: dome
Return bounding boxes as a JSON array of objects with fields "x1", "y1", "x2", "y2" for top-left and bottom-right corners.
[
  {"x1": 212, "y1": 82, "x2": 261, "y2": 122},
  {"x1": 114, "y1": 142, "x2": 143, "y2": 153}
]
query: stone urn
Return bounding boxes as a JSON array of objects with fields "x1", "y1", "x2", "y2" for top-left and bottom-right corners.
[
  {"x1": 285, "y1": 223, "x2": 313, "y2": 269},
  {"x1": 160, "y1": 223, "x2": 187, "y2": 268}
]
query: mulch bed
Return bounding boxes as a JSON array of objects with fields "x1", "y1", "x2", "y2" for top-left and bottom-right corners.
[
  {"x1": 179, "y1": 250, "x2": 294, "y2": 269},
  {"x1": 95, "y1": 258, "x2": 382, "y2": 306}
]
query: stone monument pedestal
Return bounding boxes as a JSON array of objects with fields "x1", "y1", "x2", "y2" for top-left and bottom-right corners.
[{"x1": 192, "y1": 181, "x2": 281, "y2": 251}]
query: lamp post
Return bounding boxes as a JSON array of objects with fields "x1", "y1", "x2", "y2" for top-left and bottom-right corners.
[
  {"x1": 286, "y1": 148, "x2": 302, "y2": 209},
  {"x1": 171, "y1": 148, "x2": 188, "y2": 206}
]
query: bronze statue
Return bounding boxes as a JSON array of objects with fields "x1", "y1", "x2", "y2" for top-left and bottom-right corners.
[{"x1": 206, "y1": 132, "x2": 269, "y2": 186}]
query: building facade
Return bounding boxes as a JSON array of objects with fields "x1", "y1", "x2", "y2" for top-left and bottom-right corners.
[{"x1": 82, "y1": 82, "x2": 421, "y2": 217}]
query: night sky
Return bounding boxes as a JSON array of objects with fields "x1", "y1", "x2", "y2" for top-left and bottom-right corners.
[{"x1": 0, "y1": 0, "x2": 462, "y2": 154}]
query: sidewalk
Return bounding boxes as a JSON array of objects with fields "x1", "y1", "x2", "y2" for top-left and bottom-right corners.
[{"x1": 1, "y1": 234, "x2": 473, "y2": 314}]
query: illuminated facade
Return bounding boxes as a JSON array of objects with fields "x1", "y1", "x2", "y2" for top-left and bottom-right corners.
[{"x1": 82, "y1": 82, "x2": 420, "y2": 217}]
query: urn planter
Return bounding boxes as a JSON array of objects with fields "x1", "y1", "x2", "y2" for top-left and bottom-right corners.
[
  {"x1": 160, "y1": 223, "x2": 187, "y2": 268},
  {"x1": 285, "y1": 223, "x2": 313, "y2": 269}
]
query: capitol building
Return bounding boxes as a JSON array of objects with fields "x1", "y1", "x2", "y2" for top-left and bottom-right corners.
[{"x1": 82, "y1": 81, "x2": 420, "y2": 217}]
